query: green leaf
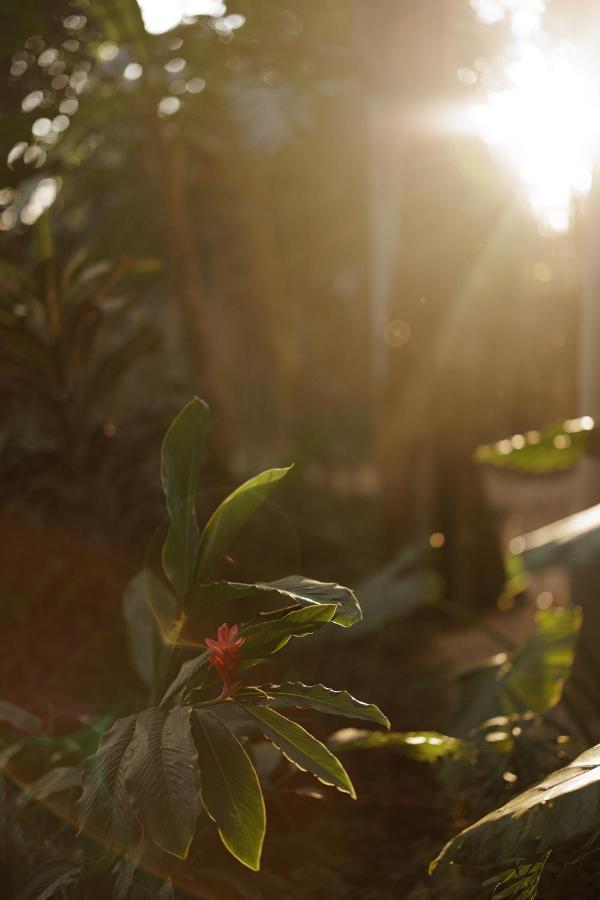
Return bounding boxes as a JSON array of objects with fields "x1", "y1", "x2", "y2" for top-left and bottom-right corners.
[
  {"x1": 451, "y1": 607, "x2": 581, "y2": 736},
  {"x1": 78, "y1": 714, "x2": 138, "y2": 846},
  {"x1": 186, "y1": 575, "x2": 359, "y2": 628},
  {"x1": 328, "y1": 729, "x2": 466, "y2": 761},
  {"x1": 124, "y1": 707, "x2": 199, "y2": 859},
  {"x1": 263, "y1": 683, "x2": 389, "y2": 729},
  {"x1": 123, "y1": 571, "x2": 179, "y2": 692},
  {"x1": 195, "y1": 466, "x2": 292, "y2": 581},
  {"x1": 236, "y1": 704, "x2": 355, "y2": 798},
  {"x1": 483, "y1": 853, "x2": 550, "y2": 899},
  {"x1": 431, "y1": 743, "x2": 600, "y2": 870},
  {"x1": 474, "y1": 417, "x2": 600, "y2": 474},
  {"x1": 193, "y1": 709, "x2": 265, "y2": 870},
  {"x1": 240, "y1": 603, "x2": 337, "y2": 660},
  {"x1": 264, "y1": 577, "x2": 361, "y2": 628},
  {"x1": 161, "y1": 397, "x2": 210, "y2": 595},
  {"x1": 25, "y1": 766, "x2": 82, "y2": 803}
]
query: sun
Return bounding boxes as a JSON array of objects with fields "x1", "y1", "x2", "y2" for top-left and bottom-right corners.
[{"x1": 470, "y1": 1, "x2": 597, "y2": 232}]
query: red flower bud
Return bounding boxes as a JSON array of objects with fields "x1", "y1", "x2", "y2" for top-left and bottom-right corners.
[{"x1": 204, "y1": 623, "x2": 245, "y2": 698}]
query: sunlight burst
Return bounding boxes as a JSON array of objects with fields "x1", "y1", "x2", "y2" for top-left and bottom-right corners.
[{"x1": 471, "y1": 1, "x2": 597, "y2": 232}]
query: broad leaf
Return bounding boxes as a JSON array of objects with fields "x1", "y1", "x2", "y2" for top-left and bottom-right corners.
[
  {"x1": 328, "y1": 728, "x2": 466, "y2": 761},
  {"x1": 240, "y1": 604, "x2": 337, "y2": 660},
  {"x1": 263, "y1": 683, "x2": 389, "y2": 729},
  {"x1": 124, "y1": 707, "x2": 199, "y2": 859},
  {"x1": 186, "y1": 576, "x2": 360, "y2": 628},
  {"x1": 237, "y1": 704, "x2": 355, "y2": 797},
  {"x1": 78, "y1": 714, "x2": 138, "y2": 847},
  {"x1": 161, "y1": 397, "x2": 210, "y2": 595},
  {"x1": 450, "y1": 608, "x2": 581, "y2": 736},
  {"x1": 123, "y1": 571, "x2": 178, "y2": 692},
  {"x1": 193, "y1": 709, "x2": 265, "y2": 870},
  {"x1": 195, "y1": 466, "x2": 292, "y2": 581},
  {"x1": 432, "y1": 744, "x2": 600, "y2": 869}
]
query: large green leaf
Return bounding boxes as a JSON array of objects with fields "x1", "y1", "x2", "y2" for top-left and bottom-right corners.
[
  {"x1": 161, "y1": 397, "x2": 210, "y2": 595},
  {"x1": 186, "y1": 575, "x2": 361, "y2": 628},
  {"x1": 124, "y1": 707, "x2": 199, "y2": 859},
  {"x1": 78, "y1": 714, "x2": 138, "y2": 846},
  {"x1": 450, "y1": 607, "x2": 581, "y2": 736},
  {"x1": 193, "y1": 709, "x2": 265, "y2": 870},
  {"x1": 240, "y1": 603, "x2": 337, "y2": 660},
  {"x1": 123, "y1": 571, "x2": 178, "y2": 693},
  {"x1": 237, "y1": 704, "x2": 355, "y2": 797},
  {"x1": 195, "y1": 466, "x2": 292, "y2": 582},
  {"x1": 431, "y1": 744, "x2": 600, "y2": 870},
  {"x1": 474, "y1": 417, "x2": 600, "y2": 474},
  {"x1": 263, "y1": 683, "x2": 389, "y2": 729}
]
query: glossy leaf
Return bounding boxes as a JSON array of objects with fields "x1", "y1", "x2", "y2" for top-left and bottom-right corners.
[
  {"x1": 161, "y1": 397, "x2": 210, "y2": 595},
  {"x1": 237, "y1": 704, "x2": 355, "y2": 798},
  {"x1": 240, "y1": 603, "x2": 337, "y2": 660},
  {"x1": 193, "y1": 709, "x2": 265, "y2": 870},
  {"x1": 78, "y1": 714, "x2": 138, "y2": 846},
  {"x1": 124, "y1": 707, "x2": 199, "y2": 859},
  {"x1": 263, "y1": 682, "x2": 389, "y2": 729},
  {"x1": 328, "y1": 728, "x2": 466, "y2": 761},
  {"x1": 195, "y1": 466, "x2": 292, "y2": 581},
  {"x1": 186, "y1": 575, "x2": 361, "y2": 628},
  {"x1": 432, "y1": 743, "x2": 600, "y2": 869}
]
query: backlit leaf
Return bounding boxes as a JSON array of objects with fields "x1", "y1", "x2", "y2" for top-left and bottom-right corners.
[
  {"x1": 193, "y1": 709, "x2": 265, "y2": 870},
  {"x1": 264, "y1": 682, "x2": 389, "y2": 728},
  {"x1": 237, "y1": 704, "x2": 355, "y2": 797},
  {"x1": 195, "y1": 466, "x2": 291, "y2": 582}
]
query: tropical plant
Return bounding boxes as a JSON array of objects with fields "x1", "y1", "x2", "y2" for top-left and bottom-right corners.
[{"x1": 4, "y1": 395, "x2": 387, "y2": 893}]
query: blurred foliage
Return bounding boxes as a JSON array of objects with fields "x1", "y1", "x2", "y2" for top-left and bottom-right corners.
[
  {"x1": 514, "y1": 505, "x2": 600, "y2": 573},
  {"x1": 475, "y1": 417, "x2": 600, "y2": 474},
  {"x1": 0, "y1": 240, "x2": 169, "y2": 542},
  {"x1": 449, "y1": 607, "x2": 581, "y2": 737}
]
